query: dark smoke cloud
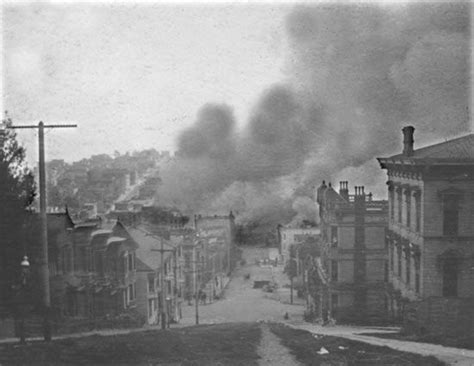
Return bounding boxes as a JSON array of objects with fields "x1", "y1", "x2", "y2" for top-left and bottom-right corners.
[
  {"x1": 236, "y1": 84, "x2": 323, "y2": 181},
  {"x1": 178, "y1": 103, "x2": 236, "y2": 160},
  {"x1": 157, "y1": 2, "x2": 471, "y2": 227}
]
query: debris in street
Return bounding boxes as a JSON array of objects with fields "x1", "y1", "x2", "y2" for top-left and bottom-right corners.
[{"x1": 317, "y1": 347, "x2": 329, "y2": 355}]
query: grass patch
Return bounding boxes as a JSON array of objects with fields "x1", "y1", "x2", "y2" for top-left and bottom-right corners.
[
  {"x1": 0, "y1": 323, "x2": 260, "y2": 366},
  {"x1": 268, "y1": 323, "x2": 446, "y2": 366},
  {"x1": 358, "y1": 332, "x2": 474, "y2": 350}
]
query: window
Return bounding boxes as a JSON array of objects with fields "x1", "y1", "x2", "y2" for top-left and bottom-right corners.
[
  {"x1": 128, "y1": 283, "x2": 135, "y2": 301},
  {"x1": 148, "y1": 299, "x2": 154, "y2": 318},
  {"x1": 397, "y1": 188, "x2": 403, "y2": 223},
  {"x1": 128, "y1": 252, "x2": 135, "y2": 271},
  {"x1": 415, "y1": 256, "x2": 420, "y2": 293},
  {"x1": 331, "y1": 260, "x2": 338, "y2": 282},
  {"x1": 443, "y1": 258, "x2": 458, "y2": 297},
  {"x1": 405, "y1": 190, "x2": 411, "y2": 228},
  {"x1": 443, "y1": 195, "x2": 459, "y2": 236},
  {"x1": 331, "y1": 226, "x2": 338, "y2": 247},
  {"x1": 397, "y1": 246, "x2": 402, "y2": 277},
  {"x1": 389, "y1": 189, "x2": 395, "y2": 221},
  {"x1": 148, "y1": 274, "x2": 155, "y2": 293},
  {"x1": 390, "y1": 245, "x2": 394, "y2": 271},
  {"x1": 415, "y1": 192, "x2": 421, "y2": 232},
  {"x1": 384, "y1": 260, "x2": 389, "y2": 282},
  {"x1": 405, "y1": 250, "x2": 411, "y2": 285},
  {"x1": 123, "y1": 254, "x2": 128, "y2": 273}
]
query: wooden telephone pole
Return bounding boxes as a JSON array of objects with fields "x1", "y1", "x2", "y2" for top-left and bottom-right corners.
[
  {"x1": 151, "y1": 239, "x2": 176, "y2": 329},
  {"x1": 9, "y1": 121, "x2": 77, "y2": 341}
]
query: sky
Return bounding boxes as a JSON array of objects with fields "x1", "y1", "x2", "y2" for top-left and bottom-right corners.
[
  {"x1": 2, "y1": 1, "x2": 472, "y2": 224},
  {"x1": 2, "y1": 2, "x2": 289, "y2": 165}
]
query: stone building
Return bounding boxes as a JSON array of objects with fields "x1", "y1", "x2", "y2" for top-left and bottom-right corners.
[
  {"x1": 316, "y1": 181, "x2": 388, "y2": 324},
  {"x1": 277, "y1": 225, "x2": 320, "y2": 264},
  {"x1": 378, "y1": 127, "x2": 474, "y2": 336}
]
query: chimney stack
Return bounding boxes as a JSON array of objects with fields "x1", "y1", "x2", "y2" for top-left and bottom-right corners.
[
  {"x1": 339, "y1": 181, "x2": 349, "y2": 201},
  {"x1": 316, "y1": 180, "x2": 328, "y2": 204},
  {"x1": 354, "y1": 186, "x2": 365, "y2": 197},
  {"x1": 402, "y1": 126, "x2": 415, "y2": 157}
]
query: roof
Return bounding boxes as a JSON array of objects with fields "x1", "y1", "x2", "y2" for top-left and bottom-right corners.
[
  {"x1": 126, "y1": 226, "x2": 174, "y2": 271},
  {"x1": 107, "y1": 236, "x2": 126, "y2": 246},
  {"x1": 378, "y1": 134, "x2": 474, "y2": 166},
  {"x1": 91, "y1": 229, "x2": 113, "y2": 237}
]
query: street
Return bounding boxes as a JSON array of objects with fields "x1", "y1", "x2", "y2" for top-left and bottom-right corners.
[
  {"x1": 180, "y1": 246, "x2": 474, "y2": 366},
  {"x1": 180, "y1": 246, "x2": 306, "y2": 326}
]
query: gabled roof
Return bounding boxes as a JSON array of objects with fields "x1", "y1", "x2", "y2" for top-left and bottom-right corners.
[
  {"x1": 379, "y1": 134, "x2": 474, "y2": 166},
  {"x1": 126, "y1": 226, "x2": 174, "y2": 271},
  {"x1": 322, "y1": 186, "x2": 348, "y2": 205}
]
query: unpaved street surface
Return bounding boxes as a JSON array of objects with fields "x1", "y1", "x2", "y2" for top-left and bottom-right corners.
[
  {"x1": 181, "y1": 247, "x2": 474, "y2": 366},
  {"x1": 180, "y1": 247, "x2": 305, "y2": 326},
  {"x1": 258, "y1": 323, "x2": 302, "y2": 366}
]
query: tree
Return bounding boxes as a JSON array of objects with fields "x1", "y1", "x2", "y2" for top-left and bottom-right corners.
[
  {"x1": 0, "y1": 112, "x2": 36, "y2": 306},
  {"x1": 284, "y1": 253, "x2": 298, "y2": 304}
]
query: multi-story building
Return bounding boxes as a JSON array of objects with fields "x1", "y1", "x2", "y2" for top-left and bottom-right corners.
[
  {"x1": 278, "y1": 225, "x2": 320, "y2": 263},
  {"x1": 194, "y1": 212, "x2": 237, "y2": 301},
  {"x1": 9, "y1": 211, "x2": 140, "y2": 334},
  {"x1": 127, "y1": 226, "x2": 183, "y2": 326},
  {"x1": 316, "y1": 181, "x2": 388, "y2": 324},
  {"x1": 378, "y1": 127, "x2": 474, "y2": 335}
]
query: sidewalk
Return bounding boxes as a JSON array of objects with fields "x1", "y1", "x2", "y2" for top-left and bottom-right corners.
[
  {"x1": 0, "y1": 324, "x2": 163, "y2": 345},
  {"x1": 286, "y1": 322, "x2": 474, "y2": 366}
]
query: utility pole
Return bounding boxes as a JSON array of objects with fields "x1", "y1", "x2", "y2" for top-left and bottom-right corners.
[
  {"x1": 10, "y1": 121, "x2": 77, "y2": 342},
  {"x1": 193, "y1": 243, "x2": 199, "y2": 325},
  {"x1": 151, "y1": 239, "x2": 175, "y2": 329}
]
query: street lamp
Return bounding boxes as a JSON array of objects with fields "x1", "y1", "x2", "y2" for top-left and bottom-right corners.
[
  {"x1": 18, "y1": 256, "x2": 30, "y2": 344},
  {"x1": 20, "y1": 256, "x2": 30, "y2": 283}
]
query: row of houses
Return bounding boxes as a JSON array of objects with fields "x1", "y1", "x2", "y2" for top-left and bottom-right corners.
[
  {"x1": 1, "y1": 206, "x2": 237, "y2": 337},
  {"x1": 283, "y1": 127, "x2": 474, "y2": 336}
]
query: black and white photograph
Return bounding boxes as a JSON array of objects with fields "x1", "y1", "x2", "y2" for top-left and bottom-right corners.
[{"x1": 0, "y1": 1, "x2": 473, "y2": 364}]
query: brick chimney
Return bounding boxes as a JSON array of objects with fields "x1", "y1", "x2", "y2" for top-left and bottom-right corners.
[
  {"x1": 402, "y1": 126, "x2": 415, "y2": 157},
  {"x1": 316, "y1": 180, "x2": 328, "y2": 205},
  {"x1": 354, "y1": 186, "x2": 366, "y2": 215},
  {"x1": 339, "y1": 181, "x2": 349, "y2": 201}
]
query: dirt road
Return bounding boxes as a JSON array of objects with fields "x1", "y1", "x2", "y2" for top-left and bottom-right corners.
[
  {"x1": 180, "y1": 246, "x2": 305, "y2": 326},
  {"x1": 181, "y1": 246, "x2": 474, "y2": 366}
]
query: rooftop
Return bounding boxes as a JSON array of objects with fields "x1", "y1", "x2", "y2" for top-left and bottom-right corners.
[
  {"x1": 378, "y1": 133, "x2": 474, "y2": 167},
  {"x1": 126, "y1": 226, "x2": 175, "y2": 271}
]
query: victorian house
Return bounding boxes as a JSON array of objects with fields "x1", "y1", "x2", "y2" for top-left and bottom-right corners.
[{"x1": 378, "y1": 127, "x2": 474, "y2": 336}]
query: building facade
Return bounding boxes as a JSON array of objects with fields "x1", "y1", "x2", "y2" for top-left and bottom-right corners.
[
  {"x1": 278, "y1": 226, "x2": 320, "y2": 263},
  {"x1": 194, "y1": 213, "x2": 237, "y2": 301},
  {"x1": 316, "y1": 181, "x2": 388, "y2": 324},
  {"x1": 128, "y1": 226, "x2": 183, "y2": 326},
  {"x1": 378, "y1": 127, "x2": 474, "y2": 335}
]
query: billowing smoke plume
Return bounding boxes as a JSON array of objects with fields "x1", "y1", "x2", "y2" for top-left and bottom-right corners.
[{"x1": 157, "y1": 2, "x2": 470, "y2": 229}]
